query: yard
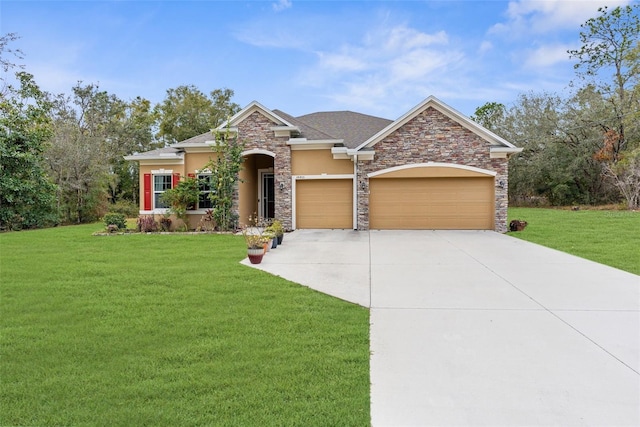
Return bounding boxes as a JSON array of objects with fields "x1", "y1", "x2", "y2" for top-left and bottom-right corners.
[
  {"x1": 2, "y1": 208, "x2": 637, "y2": 426},
  {"x1": 0, "y1": 225, "x2": 370, "y2": 426}
]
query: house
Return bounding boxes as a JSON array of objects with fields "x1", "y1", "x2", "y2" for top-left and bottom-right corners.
[{"x1": 124, "y1": 96, "x2": 522, "y2": 232}]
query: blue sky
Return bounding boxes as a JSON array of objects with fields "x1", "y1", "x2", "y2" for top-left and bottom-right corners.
[{"x1": 1, "y1": 0, "x2": 635, "y2": 119}]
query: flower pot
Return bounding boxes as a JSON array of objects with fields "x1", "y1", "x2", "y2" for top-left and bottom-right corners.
[
  {"x1": 277, "y1": 234, "x2": 283, "y2": 245},
  {"x1": 271, "y1": 238, "x2": 278, "y2": 249},
  {"x1": 247, "y1": 247, "x2": 264, "y2": 264}
]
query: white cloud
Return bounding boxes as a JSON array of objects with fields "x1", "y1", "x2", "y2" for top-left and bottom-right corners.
[
  {"x1": 524, "y1": 44, "x2": 574, "y2": 68},
  {"x1": 272, "y1": 0, "x2": 292, "y2": 12},
  {"x1": 478, "y1": 40, "x2": 493, "y2": 54},
  {"x1": 294, "y1": 23, "x2": 471, "y2": 116},
  {"x1": 491, "y1": 0, "x2": 631, "y2": 34}
]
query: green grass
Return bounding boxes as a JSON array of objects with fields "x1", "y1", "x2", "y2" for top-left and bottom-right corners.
[
  {"x1": 508, "y1": 208, "x2": 640, "y2": 275},
  {"x1": 0, "y1": 225, "x2": 370, "y2": 426}
]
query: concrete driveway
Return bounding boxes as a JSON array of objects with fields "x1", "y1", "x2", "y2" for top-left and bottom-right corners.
[{"x1": 243, "y1": 229, "x2": 640, "y2": 426}]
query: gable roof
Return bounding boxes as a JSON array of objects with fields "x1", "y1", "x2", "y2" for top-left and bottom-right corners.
[
  {"x1": 295, "y1": 111, "x2": 392, "y2": 149},
  {"x1": 219, "y1": 100, "x2": 298, "y2": 130},
  {"x1": 273, "y1": 109, "x2": 336, "y2": 141},
  {"x1": 355, "y1": 95, "x2": 520, "y2": 152},
  {"x1": 125, "y1": 96, "x2": 520, "y2": 161}
]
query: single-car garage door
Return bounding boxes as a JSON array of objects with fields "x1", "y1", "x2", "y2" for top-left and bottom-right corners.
[
  {"x1": 296, "y1": 179, "x2": 353, "y2": 229},
  {"x1": 369, "y1": 177, "x2": 494, "y2": 229}
]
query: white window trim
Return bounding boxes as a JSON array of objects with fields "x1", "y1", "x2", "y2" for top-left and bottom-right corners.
[{"x1": 153, "y1": 173, "x2": 173, "y2": 210}]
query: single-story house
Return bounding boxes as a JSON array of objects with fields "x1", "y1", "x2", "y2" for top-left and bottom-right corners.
[{"x1": 125, "y1": 96, "x2": 522, "y2": 232}]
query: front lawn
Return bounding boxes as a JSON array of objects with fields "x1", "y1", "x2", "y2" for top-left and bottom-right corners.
[
  {"x1": 0, "y1": 225, "x2": 370, "y2": 426},
  {"x1": 508, "y1": 207, "x2": 640, "y2": 275}
]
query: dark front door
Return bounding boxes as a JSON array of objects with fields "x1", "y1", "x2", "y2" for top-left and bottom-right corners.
[{"x1": 261, "y1": 172, "x2": 275, "y2": 220}]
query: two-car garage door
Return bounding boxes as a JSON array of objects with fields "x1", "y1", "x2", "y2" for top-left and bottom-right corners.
[{"x1": 369, "y1": 176, "x2": 494, "y2": 230}]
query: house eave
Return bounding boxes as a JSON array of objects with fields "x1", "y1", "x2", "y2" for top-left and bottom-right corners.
[
  {"x1": 288, "y1": 138, "x2": 343, "y2": 150},
  {"x1": 490, "y1": 146, "x2": 523, "y2": 158},
  {"x1": 123, "y1": 152, "x2": 185, "y2": 162}
]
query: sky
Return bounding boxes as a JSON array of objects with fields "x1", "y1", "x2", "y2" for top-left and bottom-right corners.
[{"x1": 1, "y1": 0, "x2": 636, "y2": 119}]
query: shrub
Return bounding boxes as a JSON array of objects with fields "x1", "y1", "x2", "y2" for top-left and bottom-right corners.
[
  {"x1": 108, "y1": 200, "x2": 139, "y2": 218},
  {"x1": 103, "y1": 213, "x2": 127, "y2": 230},
  {"x1": 137, "y1": 215, "x2": 158, "y2": 232}
]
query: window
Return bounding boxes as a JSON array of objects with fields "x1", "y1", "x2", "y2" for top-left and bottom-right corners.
[
  {"x1": 198, "y1": 174, "x2": 213, "y2": 209},
  {"x1": 154, "y1": 174, "x2": 172, "y2": 209}
]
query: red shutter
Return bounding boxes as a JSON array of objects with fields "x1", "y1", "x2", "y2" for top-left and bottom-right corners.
[
  {"x1": 143, "y1": 174, "x2": 152, "y2": 211},
  {"x1": 172, "y1": 173, "x2": 180, "y2": 188}
]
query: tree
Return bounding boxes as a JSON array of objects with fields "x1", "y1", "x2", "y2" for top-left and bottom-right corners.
[
  {"x1": 470, "y1": 102, "x2": 506, "y2": 132},
  {"x1": 569, "y1": 5, "x2": 639, "y2": 162},
  {"x1": 0, "y1": 72, "x2": 58, "y2": 230},
  {"x1": 155, "y1": 85, "x2": 240, "y2": 144},
  {"x1": 0, "y1": 33, "x2": 24, "y2": 94},
  {"x1": 486, "y1": 92, "x2": 612, "y2": 206},
  {"x1": 205, "y1": 129, "x2": 244, "y2": 231},
  {"x1": 46, "y1": 83, "x2": 159, "y2": 223}
]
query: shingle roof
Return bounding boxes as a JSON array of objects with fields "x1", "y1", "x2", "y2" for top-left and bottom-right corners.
[
  {"x1": 294, "y1": 111, "x2": 392, "y2": 148},
  {"x1": 126, "y1": 106, "x2": 393, "y2": 159},
  {"x1": 172, "y1": 131, "x2": 215, "y2": 147},
  {"x1": 272, "y1": 109, "x2": 335, "y2": 141}
]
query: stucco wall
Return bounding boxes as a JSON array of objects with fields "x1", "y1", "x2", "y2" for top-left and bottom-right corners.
[{"x1": 356, "y1": 107, "x2": 509, "y2": 232}]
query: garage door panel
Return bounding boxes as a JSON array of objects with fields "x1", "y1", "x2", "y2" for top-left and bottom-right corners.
[
  {"x1": 370, "y1": 177, "x2": 494, "y2": 230},
  {"x1": 296, "y1": 179, "x2": 353, "y2": 229}
]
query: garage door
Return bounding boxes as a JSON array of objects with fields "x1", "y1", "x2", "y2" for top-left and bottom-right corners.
[
  {"x1": 296, "y1": 179, "x2": 353, "y2": 229},
  {"x1": 369, "y1": 177, "x2": 494, "y2": 229}
]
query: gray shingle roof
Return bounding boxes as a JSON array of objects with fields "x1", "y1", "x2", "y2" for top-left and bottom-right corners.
[
  {"x1": 172, "y1": 131, "x2": 216, "y2": 147},
  {"x1": 294, "y1": 111, "x2": 392, "y2": 148},
  {"x1": 272, "y1": 109, "x2": 336, "y2": 141},
  {"x1": 126, "y1": 106, "x2": 392, "y2": 159}
]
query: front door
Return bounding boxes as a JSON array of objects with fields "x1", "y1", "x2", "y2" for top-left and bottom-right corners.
[{"x1": 259, "y1": 171, "x2": 275, "y2": 220}]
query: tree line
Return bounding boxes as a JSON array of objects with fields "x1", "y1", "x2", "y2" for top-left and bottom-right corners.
[
  {"x1": 472, "y1": 5, "x2": 639, "y2": 209},
  {"x1": 1, "y1": 5, "x2": 638, "y2": 231},
  {"x1": 0, "y1": 35, "x2": 240, "y2": 230}
]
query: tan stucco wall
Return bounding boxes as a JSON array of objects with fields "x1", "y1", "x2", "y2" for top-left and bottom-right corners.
[
  {"x1": 291, "y1": 149, "x2": 353, "y2": 175},
  {"x1": 185, "y1": 152, "x2": 218, "y2": 174},
  {"x1": 239, "y1": 156, "x2": 257, "y2": 225}
]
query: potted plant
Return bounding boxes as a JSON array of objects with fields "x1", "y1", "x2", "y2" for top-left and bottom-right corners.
[
  {"x1": 264, "y1": 225, "x2": 278, "y2": 249},
  {"x1": 271, "y1": 219, "x2": 284, "y2": 245},
  {"x1": 243, "y1": 227, "x2": 265, "y2": 264},
  {"x1": 263, "y1": 230, "x2": 275, "y2": 252}
]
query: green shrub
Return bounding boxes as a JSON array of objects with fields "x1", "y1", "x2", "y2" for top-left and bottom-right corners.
[
  {"x1": 107, "y1": 200, "x2": 139, "y2": 218},
  {"x1": 103, "y1": 213, "x2": 127, "y2": 230}
]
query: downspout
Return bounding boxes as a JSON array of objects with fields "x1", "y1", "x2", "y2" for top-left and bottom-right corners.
[{"x1": 353, "y1": 154, "x2": 358, "y2": 230}]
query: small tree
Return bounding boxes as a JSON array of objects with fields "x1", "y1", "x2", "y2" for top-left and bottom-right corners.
[
  {"x1": 205, "y1": 129, "x2": 244, "y2": 231},
  {"x1": 160, "y1": 176, "x2": 199, "y2": 230}
]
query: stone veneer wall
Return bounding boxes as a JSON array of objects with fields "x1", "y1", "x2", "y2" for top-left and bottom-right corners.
[
  {"x1": 237, "y1": 111, "x2": 293, "y2": 230},
  {"x1": 357, "y1": 107, "x2": 509, "y2": 233}
]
